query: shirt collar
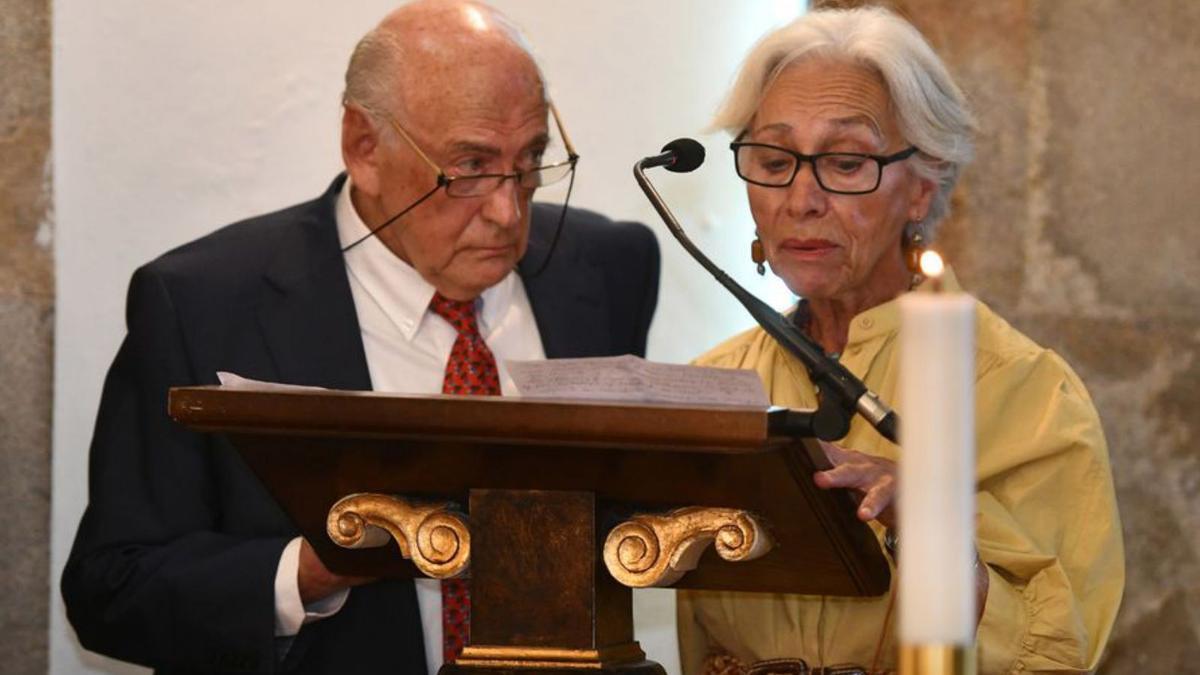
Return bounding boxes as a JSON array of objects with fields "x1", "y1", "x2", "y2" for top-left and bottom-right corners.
[
  {"x1": 790, "y1": 267, "x2": 965, "y2": 347},
  {"x1": 844, "y1": 266, "x2": 965, "y2": 344},
  {"x1": 335, "y1": 179, "x2": 517, "y2": 341}
]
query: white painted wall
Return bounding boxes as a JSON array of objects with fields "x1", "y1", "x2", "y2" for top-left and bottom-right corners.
[{"x1": 51, "y1": 2, "x2": 803, "y2": 673}]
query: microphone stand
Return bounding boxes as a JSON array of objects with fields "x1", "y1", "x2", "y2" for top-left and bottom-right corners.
[{"x1": 634, "y1": 159, "x2": 900, "y2": 444}]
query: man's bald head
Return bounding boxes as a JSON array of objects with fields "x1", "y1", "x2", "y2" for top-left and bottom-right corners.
[{"x1": 343, "y1": 0, "x2": 546, "y2": 124}]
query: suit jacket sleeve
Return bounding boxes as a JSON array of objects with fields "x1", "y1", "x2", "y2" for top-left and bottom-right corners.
[{"x1": 61, "y1": 265, "x2": 289, "y2": 674}]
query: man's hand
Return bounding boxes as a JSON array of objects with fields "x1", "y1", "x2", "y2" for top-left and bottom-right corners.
[
  {"x1": 811, "y1": 440, "x2": 897, "y2": 529},
  {"x1": 297, "y1": 538, "x2": 376, "y2": 605}
]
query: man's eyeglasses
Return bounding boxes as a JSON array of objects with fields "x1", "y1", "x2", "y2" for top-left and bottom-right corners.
[
  {"x1": 730, "y1": 140, "x2": 919, "y2": 195},
  {"x1": 387, "y1": 102, "x2": 579, "y2": 198},
  {"x1": 340, "y1": 99, "x2": 580, "y2": 276}
]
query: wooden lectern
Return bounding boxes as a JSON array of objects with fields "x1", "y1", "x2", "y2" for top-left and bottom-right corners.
[{"x1": 170, "y1": 386, "x2": 890, "y2": 673}]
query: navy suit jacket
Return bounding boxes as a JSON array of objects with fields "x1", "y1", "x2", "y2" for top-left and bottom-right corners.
[{"x1": 62, "y1": 175, "x2": 660, "y2": 674}]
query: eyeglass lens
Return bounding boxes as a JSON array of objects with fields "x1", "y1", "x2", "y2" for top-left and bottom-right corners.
[
  {"x1": 736, "y1": 145, "x2": 881, "y2": 193},
  {"x1": 444, "y1": 161, "x2": 575, "y2": 197}
]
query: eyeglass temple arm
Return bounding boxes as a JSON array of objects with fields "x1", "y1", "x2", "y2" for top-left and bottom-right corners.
[
  {"x1": 366, "y1": 98, "x2": 576, "y2": 174},
  {"x1": 549, "y1": 101, "x2": 579, "y2": 160},
  {"x1": 385, "y1": 117, "x2": 444, "y2": 177}
]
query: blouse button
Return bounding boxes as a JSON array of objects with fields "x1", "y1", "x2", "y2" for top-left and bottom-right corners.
[{"x1": 860, "y1": 317, "x2": 875, "y2": 330}]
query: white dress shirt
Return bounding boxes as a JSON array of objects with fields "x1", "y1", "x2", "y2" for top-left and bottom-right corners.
[{"x1": 273, "y1": 179, "x2": 546, "y2": 674}]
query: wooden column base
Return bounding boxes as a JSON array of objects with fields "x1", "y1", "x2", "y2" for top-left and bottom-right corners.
[
  {"x1": 442, "y1": 645, "x2": 665, "y2": 673},
  {"x1": 440, "y1": 489, "x2": 665, "y2": 674}
]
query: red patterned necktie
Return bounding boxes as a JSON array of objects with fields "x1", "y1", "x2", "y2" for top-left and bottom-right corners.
[{"x1": 428, "y1": 292, "x2": 500, "y2": 663}]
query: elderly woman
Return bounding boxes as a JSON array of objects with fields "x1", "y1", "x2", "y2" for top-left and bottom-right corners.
[{"x1": 677, "y1": 7, "x2": 1123, "y2": 675}]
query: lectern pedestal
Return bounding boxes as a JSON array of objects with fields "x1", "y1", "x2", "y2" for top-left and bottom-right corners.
[{"x1": 447, "y1": 489, "x2": 661, "y2": 673}]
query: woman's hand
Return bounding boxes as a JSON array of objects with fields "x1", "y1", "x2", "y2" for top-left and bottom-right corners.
[
  {"x1": 812, "y1": 440, "x2": 897, "y2": 529},
  {"x1": 813, "y1": 442, "x2": 991, "y2": 625}
]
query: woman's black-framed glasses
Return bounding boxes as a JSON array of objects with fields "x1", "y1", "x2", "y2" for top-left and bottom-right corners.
[
  {"x1": 387, "y1": 102, "x2": 580, "y2": 197},
  {"x1": 730, "y1": 140, "x2": 919, "y2": 195}
]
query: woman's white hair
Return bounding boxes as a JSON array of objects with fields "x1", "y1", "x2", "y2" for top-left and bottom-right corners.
[{"x1": 714, "y1": 6, "x2": 976, "y2": 240}]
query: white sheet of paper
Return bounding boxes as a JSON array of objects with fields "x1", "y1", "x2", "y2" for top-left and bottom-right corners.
[
  {"x1": 215, "y1": 372, "x2": 328, "y2": 392},
  {"x1": 505, "y1": 355, "x2": 769, "y2": 408}
]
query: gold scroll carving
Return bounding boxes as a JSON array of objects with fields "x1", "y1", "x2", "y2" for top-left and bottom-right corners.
[
  {"x1": 603, "y1": 506, "x2": 773, "y2": 588},
  {"x1": 326, "y1": 493, "x2": 470, "y2": 579}
]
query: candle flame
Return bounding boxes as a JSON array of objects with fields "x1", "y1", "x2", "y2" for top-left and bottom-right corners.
[{"x1": 919, "y1": 250, "x2": 945, "y2": 279}]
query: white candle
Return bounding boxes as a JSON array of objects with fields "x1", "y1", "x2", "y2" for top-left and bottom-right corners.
[{"x1": 898, "y1": 272, "x2": 976, "y2": 646}]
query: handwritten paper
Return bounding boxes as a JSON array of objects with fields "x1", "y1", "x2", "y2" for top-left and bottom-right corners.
[{"x1": 505, "y1": 355, "x2": 769, "y2": 408}]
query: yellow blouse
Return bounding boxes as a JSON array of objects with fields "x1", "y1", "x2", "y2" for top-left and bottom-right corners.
[{"x1": 678, "y1": 281, "x2": 1124, "y2": 674}]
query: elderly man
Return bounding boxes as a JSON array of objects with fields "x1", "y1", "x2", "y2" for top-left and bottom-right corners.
[{"x1": 61, "y1": 2, "x2": 660, "y2": 673}]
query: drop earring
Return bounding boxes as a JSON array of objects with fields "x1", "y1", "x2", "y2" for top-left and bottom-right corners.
[
  {"x1": 751, "y1": 238, "x2": 766, "y2": 276},
  {"x1": 903, "y1": 230, "x2": 925, "y2": 289}
]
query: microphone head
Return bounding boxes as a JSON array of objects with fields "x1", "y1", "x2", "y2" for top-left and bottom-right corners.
[{"x1": 661, "y1": 138, "x2": 706, "y2": 173}]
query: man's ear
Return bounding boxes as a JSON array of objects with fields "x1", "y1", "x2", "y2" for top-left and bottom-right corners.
[{"x1": 342, "y1": 105, "x2": 383, "y2": 197}]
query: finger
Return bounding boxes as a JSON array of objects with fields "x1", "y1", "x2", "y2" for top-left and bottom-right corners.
[
  {"x1": 814, "y1": 465, "x2": 854, "y2": 489},
  {"x1": 817, "y1": 440, "x2": 850, "y2": 466},
  {"x1": 814, "y1": 461, "x2": 878, "y2": 489},
  {"x1": 857, "y1": 480, "x2": 896, "y2": 522}
]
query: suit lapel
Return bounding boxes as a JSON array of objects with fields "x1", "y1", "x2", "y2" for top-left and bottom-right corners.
[
  {"x1": 254, "y1": 192, "x2": 610, "y2": 380},
  {"x1": 520, "y1": 206, "x2": 610, "y2": 359},
  {"x1": 255, "y1": 176, "x2": 373, "y2": 391}
]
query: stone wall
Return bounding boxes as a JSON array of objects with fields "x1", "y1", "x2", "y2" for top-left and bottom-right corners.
[
  {"x1": 0, "y1": 0, "x2": 53, "y2": 673},
  {"x1": 815, "y1": 0, "x2": 1200, "y2": 670}
]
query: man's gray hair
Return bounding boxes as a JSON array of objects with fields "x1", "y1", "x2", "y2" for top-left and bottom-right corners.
[
  {"x1": 343, "y1": 27, "x2": 406, "y2": 120},
  {"x1": 714, "y1": 6, "x2": 975, "y2": 240}
]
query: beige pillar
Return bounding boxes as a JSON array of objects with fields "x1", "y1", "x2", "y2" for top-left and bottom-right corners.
[
  {"x1": 0, "y1": 0, "x2": 52, "y2": 672},
  {"x1": 815, "y1": 0, "x2": 1200, "y2": 669}
]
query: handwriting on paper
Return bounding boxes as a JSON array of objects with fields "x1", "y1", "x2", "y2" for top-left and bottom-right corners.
[{"x1": 505, "y1": 355, "x2": 768, "y2": 408}]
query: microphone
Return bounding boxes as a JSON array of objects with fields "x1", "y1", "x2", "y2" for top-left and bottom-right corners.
[
  {"x1": 640, "y1": 138, "x2": 706, "y2": 173},
  {"x1": 634, "y1": 138, "x2": 900, "y2": 444}
]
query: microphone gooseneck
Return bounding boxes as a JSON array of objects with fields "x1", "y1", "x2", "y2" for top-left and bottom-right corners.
[{"x1": 634, "y1": 138, "x2": 900, "y2": 444}]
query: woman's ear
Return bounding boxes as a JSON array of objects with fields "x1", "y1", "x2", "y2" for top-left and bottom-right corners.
[
  {"x1": 908, "y1": 173, "x2": 937, "y2": 223},
  {"x1": 342, "y1": 105, "x2": 383, "y2": 197}
]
